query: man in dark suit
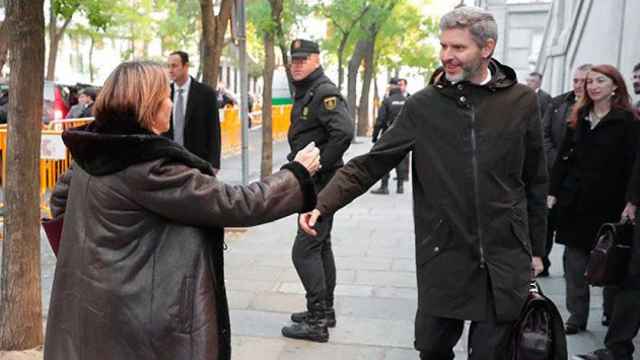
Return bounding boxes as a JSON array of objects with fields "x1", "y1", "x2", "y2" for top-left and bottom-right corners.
[
  {"x1": 526, "y1": 71, "x2": 553, "y2": 117},
  {"x1": 166, "y1": 51, "x2": 221, "y2": 170}
]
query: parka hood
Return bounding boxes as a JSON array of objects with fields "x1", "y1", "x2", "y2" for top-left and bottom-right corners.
[
  {"x1": 433, "y1": 58, "x2": 518, "y2": 90},
  {"x1": 62, "y1": 115, "x2": 214, "y2": 177}
]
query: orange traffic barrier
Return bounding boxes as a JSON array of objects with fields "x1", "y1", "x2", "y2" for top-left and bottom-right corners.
[{"x1": 219, "y1": 105, "x2": 291, "y2": 156}]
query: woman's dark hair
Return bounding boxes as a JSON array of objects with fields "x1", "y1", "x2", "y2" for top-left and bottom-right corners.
[{"x1": 569, "y1": 64, "x2": 635, "y2": 128}]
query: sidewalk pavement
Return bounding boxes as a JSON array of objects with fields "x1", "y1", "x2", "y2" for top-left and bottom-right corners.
[{"x1": 1, "y1": 137, "x2": 638, "y2": 359}]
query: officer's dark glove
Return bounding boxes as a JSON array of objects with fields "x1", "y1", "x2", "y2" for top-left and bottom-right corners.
[{"x1": 372, "y1": 137, "x2": 377, "y2": 144}]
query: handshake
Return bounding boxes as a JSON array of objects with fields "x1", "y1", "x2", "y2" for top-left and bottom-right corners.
[
  {"x1": 292, "y1": 141, "x2": 324, "y2": 237},
  {"x1": 294, "y1": 142, "x2": 322, "y2": 176}
]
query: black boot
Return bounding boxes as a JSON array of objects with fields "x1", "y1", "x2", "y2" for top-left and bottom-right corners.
[
  {"x1": 291, "y1": 308, "x2": 336, "y2": 327},
  {"x1": 282, "y1": 305, "x2": 329, "y2": 342},
  {"x1": 397, "y1": 180, "x2": 404, "y2": 194},
  {"x1": 371, "y1": 178, "x2": 389, "y2": 195}
]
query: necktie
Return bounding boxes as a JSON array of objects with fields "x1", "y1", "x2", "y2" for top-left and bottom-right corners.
[{"x1": 174, "y1": 88, "x2": 185, "y2": 145}]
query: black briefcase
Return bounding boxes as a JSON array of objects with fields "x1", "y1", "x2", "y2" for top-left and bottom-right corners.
[
  {"x1": 585, "y1": 222, "x2": 633, "y2": 287},
  {"x1": 511, "y1": 282, "x2": 567, "y2": 360}
]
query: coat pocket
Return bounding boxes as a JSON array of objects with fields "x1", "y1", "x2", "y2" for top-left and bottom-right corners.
[
  {"x1": 416, "y1": 219, "x2": 448, "y2": 266},
  {"x1": 177, "y1": 276, "x2": 195, "y2": 333}
]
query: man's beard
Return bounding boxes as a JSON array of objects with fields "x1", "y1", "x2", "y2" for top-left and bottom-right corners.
[
  {"x1": 444, "y1": 57, "x2": 484, "y2": 83},
  {"x1": 634, "y1": 83, "x2": 640, "y2": 95}
]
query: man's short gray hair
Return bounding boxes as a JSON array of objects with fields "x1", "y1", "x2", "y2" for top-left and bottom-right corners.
[{"x1": 440, "y1": 6, "x2": 498, "y2": 49}]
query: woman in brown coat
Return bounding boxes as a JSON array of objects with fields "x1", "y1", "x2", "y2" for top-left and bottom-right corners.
[{"x1": 43, "y1": 61, "x2": 320, "y2": 360}]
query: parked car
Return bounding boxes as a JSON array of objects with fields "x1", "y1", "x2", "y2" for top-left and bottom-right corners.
[
  {"x1": 0, "y1": 80, "x2": 86, "y2": 124},
  {"x1": 43, "y1": 80, "x2": 70, "y2": 124}
]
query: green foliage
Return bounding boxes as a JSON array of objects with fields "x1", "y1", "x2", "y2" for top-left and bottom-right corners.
[
  {"x1": 53, "y1": 0, "x2": 115, "y2": 30},
  {"x1": 247, "y1": 0, "x2": 311, "y2": 42},
  {"x1": 375, "y1": 1, "x2": 439, "y2": 75}
]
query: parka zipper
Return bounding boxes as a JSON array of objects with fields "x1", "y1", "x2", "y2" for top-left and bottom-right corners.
[{"x1": 468, "y1": 104, "x2": 486, "y2": 269}]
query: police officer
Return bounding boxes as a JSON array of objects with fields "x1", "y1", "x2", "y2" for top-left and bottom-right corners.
[
  {"x1": 371, "y1": 78, "x2": 408, "y2": 194},
  {"x1": 281, "y1": 39, "x2": 354, "y2": 343}
]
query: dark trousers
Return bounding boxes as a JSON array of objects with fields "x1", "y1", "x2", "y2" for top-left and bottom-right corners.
[
  {"x1": 543, "y1": 207, "x2": 557, "y2": 271},
  {"x1": 605, "y1": 289, "x2": 640, "y2": 359},
  {"x1": 381, "y1": 154, "x2": 409, "y2": 186},
  {"x1": 603, "y1": 286, "x2": 621, "y2": 319},
  {"x1": 292, "y1": 171, "x2": 337, "y2": 310},
  {"x1": 417, "y1": 286, "x2": 514, "y2": 360},
  {"x1": 565, "y1": 246, "x2": 591, "y2": 326}
]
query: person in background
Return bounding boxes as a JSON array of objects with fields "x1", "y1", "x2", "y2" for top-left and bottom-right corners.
[
  {"x1": 0, "y1": 89, "x2": 8, "y2": 124},
  {"x1": 399, "y1": 78, "x2": 411, "y2": 97},
  {"x1": 216, "y1": 82, "x2": 237, "y2": 109},
  {"x1": 166, "y1": 51, "x2": 222, "y2": 170},
  {"x1": 540, "y1": 64, "x2": 592, "y2": 278},
  {"x1": 65, "y1": 88, "x2": 96, "y2": 119},
  {"x1": 281, "y1": 38, "x2": 353, "y2": 343},
  {"x1": 527, "y1": 71, "x2": 553, "y2": 117},
  {"x1": 371, "y1": 77, "x2": 408, "y2": 195},
  {"x1": 548, "y1": 64, "x2": 640, "y2": 335}
]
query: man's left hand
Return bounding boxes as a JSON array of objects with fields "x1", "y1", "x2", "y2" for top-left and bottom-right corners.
[{"x1": 532, "y1": 256, "x2": 544, "y2": 277}]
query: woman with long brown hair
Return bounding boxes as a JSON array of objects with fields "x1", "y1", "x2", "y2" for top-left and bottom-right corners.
[{"x1": 548, "y1": 64, "x2": 639, "y2": 335}]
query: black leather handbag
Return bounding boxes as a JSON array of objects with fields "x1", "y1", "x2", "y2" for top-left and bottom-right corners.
[
  {"x1": 511, "y1": 283, "x2": 567, "y2": 360},
  {"x1": 585, "y1": 222, "x2": 633, "y2": 287}
]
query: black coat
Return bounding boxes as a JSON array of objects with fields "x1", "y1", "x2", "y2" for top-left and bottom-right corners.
[
  {"x1": 550, "y1": 108, "x2": 640, "y2": 249},
  {"x1": 316, "y1": 60, "x2": 548, "y2": 335},
  {"x1": 537, "y1": 89, "x2": 553, "y2": 120},
  {"x1": 372, "y1": 88, "x2": 406, "y2": 142},
  {"x1": 165, "y1": 77, "x2": 222, "y2": 169},
  {"x1": 543, "y1": 91, "x2": 575, "y2": 172},
  {"x1": 287, "y1": 67, "x2": 353, "y2": 175}
]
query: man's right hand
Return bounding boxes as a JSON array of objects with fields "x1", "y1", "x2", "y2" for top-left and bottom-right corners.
[
  {"x1": 546, "y1": 195, "x2": 557, "y2": 209},
  {"x1": 299, "y1": 209, "x2": 322, "y2": 236}
]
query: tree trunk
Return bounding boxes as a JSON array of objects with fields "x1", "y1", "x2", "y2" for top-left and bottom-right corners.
[
  {"x1": 200, "y1": 0, "x2": 234, "y2": 88},
  {"x1": 336, "y1": 34, "x2": 349, "y2": 92},
  {"x1": 261, "y1": 0, "x2": 283, "y2": 178},
  {"x1": 261, "y1": 33, "x2": 275, "y2": 178},
  {"x1": 89, "y1": 36, "x2": 95, "y2": 83},
  {"x1": 0, "y1": 0, "x2": 45, "y2": 350},
  {"x1": 347, "y1": 39, "x2": 367, "y2": 139},
  {"x1": 357, "y1": 37, "x2": 375, "y2": 137},
  {"x1": 0, "y1": 21, "x2": 8, "y2": 75},
  {"x1": 276, "y1": 43, "x2": 293, "y2": 97},
  {"x1": 45, "y1": 6, "x2": 71, "y2": 81}
]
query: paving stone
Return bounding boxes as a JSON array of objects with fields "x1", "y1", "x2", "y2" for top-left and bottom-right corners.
[
  {"x1": 225, "y1": 265, "x2": 285, "y2": 282},
  {"x1": 231, "y1": 336, "x2": 287, "y2": 360},
  {"x1": 372, "y1": 286, "x2": 418, "y2": 300},
  {"x1": 279, "y1": 342, "x2": 386, "y2": 360},
  {"x1": 230, "y1": 309, "x2": 291, "y2": 338},
  {"x1": 355, "y1": 270, "x2": 417, "y2": 288},
  {"x1": 329, "y1": 316, "x2": 414, "y2": 348},
  {"x1": 335, "y1": 296, "x2": 417, "y2": 321},
  {"x1": 334, "y1": 256, "x2": 392, "y2": 271},
  {"x1": 391, "y1": 258, "x2": 416, "y2": 272},
  {"x1": 226, "y1": 289, "x2": 255, "y2": 310},
  {"x1": 249, "y1": 292, "x2": 306, "y2": 314}
]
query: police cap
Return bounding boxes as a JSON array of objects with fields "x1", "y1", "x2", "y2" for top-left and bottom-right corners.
[{"x1": 290, "y1": 39, "x2": 320, "y2": 59}]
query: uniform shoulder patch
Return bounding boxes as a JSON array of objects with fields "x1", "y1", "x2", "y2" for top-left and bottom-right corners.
[{"x1": 323, "y1": 96, "x2": 337, "y2": 111}]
